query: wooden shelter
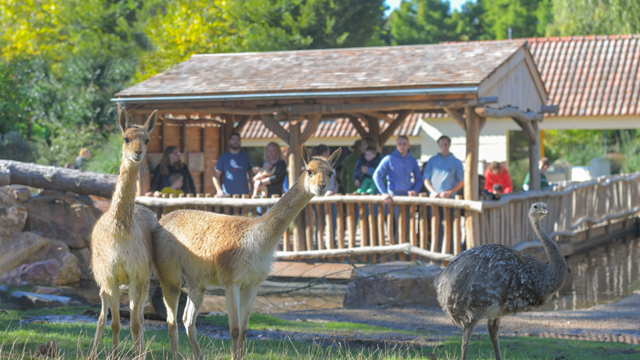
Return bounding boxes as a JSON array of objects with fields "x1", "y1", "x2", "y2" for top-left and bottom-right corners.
[{"x1": 113, "y1": 40, "x2": 552, "y2": 249}]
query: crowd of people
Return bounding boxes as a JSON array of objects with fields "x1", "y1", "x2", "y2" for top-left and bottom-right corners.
[{"x1": 145, "y1": 132, "x2": 551, "y2": 202}]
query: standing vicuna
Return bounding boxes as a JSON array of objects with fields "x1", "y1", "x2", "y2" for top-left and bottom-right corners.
[
  {"x1": 89, "y1": 109, "x2": 159, "y2": 360},
  {"x1": 153, "y1": 145, "x2": 341, "y2": 360}
]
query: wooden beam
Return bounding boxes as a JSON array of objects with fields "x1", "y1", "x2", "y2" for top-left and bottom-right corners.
[
  {"x1": 347, "y1": 115, "x2": 370, "y2": 138},
  {"x1": 299, "y1": 114, "x2": 321, "y2": 144},
  {"x1": 464, "y1": 106, "x2": 480, "y2": 248},
  {"x1": 478, "y1": 115, "x2": 486, "y2": 133},
  {"x1": 379, "y1": 110, "x2": 413, "y2": 147},
  {"x1": 364, "y1": 115, "x2": 381, "y2": 148},
  {"x1": 360, "y1": 111, "x2": 393, "y2": 124},
  {"x1": 288, "y1": 122, "x2": 306, "y2": 251},
  {"x1": 260, "y1": 114, "x2": 290, "y2": 145},
  {"x1": 528, "y1": 120, "x2": 541, "y2": 191},
  {"x1": 482, "y1": 106, "x2": 543, "y2": 122},
  {"x1": 233, "y1": 115, "x2": 252, "y2": 134},
  {"x1": 126, "y1": 99, "x2": 476, "y2": 116},
  {"x1": 443, "y1": 108, "x2": 466, "y2": 131}
]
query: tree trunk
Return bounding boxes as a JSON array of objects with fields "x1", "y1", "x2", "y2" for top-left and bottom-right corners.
[{"x1": 0, "y1": 160, "x2": 117, "y2": 198}]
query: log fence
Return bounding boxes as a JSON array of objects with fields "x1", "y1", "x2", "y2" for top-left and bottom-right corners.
[{"x1": 135, "y1": 172, "x2": 640, "y2": 262}]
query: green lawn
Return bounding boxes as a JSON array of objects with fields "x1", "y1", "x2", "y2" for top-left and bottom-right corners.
[{"x1": 0, "y1": 306, "x2": 637, "y2": 359}]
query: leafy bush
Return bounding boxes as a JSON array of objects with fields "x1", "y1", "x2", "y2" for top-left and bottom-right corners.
[
  {"x1": 0, "y1": 131, "x2": 35, "y2": 162},
  {"x1": 33, "y1": 124, "x2": 101, "y2": 167},
  {"x1": 85, "y1": 132, "x2": 123, "y2": 174}
]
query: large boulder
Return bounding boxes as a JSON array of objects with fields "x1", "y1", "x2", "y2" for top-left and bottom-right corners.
[
  {"x1": 343, "y1": 262, "x2": 442, "y2": 309},
  {"x1": 0, "y1": 259, "x2": 60, "y2": 286},
  {"x1": 20, "y1": 239, "x2": 81, "y2": 285},
  {"x1": 11, "y1": 290, "x2": 71, "y2": 310},
  {"x1": 0, "y1": 232, "x2": 48, "y2": 275},
  {"x1": 0, "y1": 188, "x2": 27, "y2": 235},
  {"x1": 23, "y1": 191, "x2": 102, "y2": 249},
  {"x1": 71, "y1": 248, "x2": 92, "y2": 278}
]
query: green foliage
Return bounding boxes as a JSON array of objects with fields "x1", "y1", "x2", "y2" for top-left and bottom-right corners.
[
  {"x1": 32, "y1": 123, "x2": 102, "y2": 166},
  {"x1": 0, "y1": 131, "x2": 35, "y2": 162},
  {"x1": 84, "y1": 131, "x2": 123, "y2": 174},
  {"x1": 229, "y1": 0, "x2": 386, "y2": 51},
  {"x1": 388, "y1": 0, "x2": 457, "y2": 45},
  {"x1": 482, "y1": 0, "x2": 552, "y2": 39},
  {"x1": 547, "y1": 0, "x2": 640, "y2": 36}
]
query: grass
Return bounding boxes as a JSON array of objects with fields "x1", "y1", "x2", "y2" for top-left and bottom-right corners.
[{"x1": 0, "y1": 306, "x2": 638, "y2": 359}]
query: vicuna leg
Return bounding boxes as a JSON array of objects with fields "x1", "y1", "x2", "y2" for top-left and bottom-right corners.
[
  {"x1": 107, "y1": 288, "x2": 122, "y2": 360},
  {"x1": 129, "y1": 278, "x2": 149, "y2": 359},
  {"x1": 160, "y1": 281, "x2": 182, "y2": 360},
  {"x1": 488, "y1": 318, "x2": 502, "y2": 360},
  {"x1": 184, "y1": 286, "x2": 205, "y2": 360},
  {"x1": 238, "y1": 286, "x2": 258, "y2": 359},
  {"x1": 225, "y1": 285, "x2": 242, "y2": 360},
  {"x1": 89, "y1": 290, "x2": 110, "y2": 360},
  {"x1": 461, "y1": 319, "x2": 478, "y2": 360}
]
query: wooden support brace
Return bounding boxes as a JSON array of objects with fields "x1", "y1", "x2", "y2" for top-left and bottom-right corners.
[
  {"x1": 233, "y1": 115, "x2": 252, "y2": 134},
  {"x1": 443, "y1": 108, "x2": 466, "y2": 131},
  {"x1": 360, "y1": 111, "x2": 393, "y2": 124},
  {"x1": 347, "y1": 115, "x2": 370, "y2": 138},
  {"x1": 261, "y1": 114, "x2": 290, "y2": 145},
  {"x1": 299, "y1": 114, "x2": 321, "y2": 144},
  {"x1": 379, "y1": 110, "x2": 413, "y2": 146}
]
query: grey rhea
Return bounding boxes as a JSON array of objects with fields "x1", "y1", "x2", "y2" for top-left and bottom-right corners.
[{"x1": 435, "y1": 202, "x2": 568, "y2": 360}]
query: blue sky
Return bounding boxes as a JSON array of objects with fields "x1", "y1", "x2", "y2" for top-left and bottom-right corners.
[{"x1": 385, "y1": 0, "x2": 470, "y2": 15}]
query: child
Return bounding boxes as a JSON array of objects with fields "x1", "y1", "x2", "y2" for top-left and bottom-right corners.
[
  {"x1": 491, "y1": 183, "x2": 503, "y2": 200},
  {"x1": 252, "y1": 162, "x2": 277, "y2": 197},
  {"x1": 154, "y1": 173, "x2": 185, "y2": 212},
  {"x1": 353, "y1": 147, "x2": 381, "y2": 194}
]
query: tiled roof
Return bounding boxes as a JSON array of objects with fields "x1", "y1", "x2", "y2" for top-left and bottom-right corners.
[
  {"x1": 116, "y1": 41, "x2": 526, "y2": 97},
  {"x1": 241, "y1": 113, "x2": 423, "y2": 140},
  {"x1": 527, "y1": 35, "x2": 640, "y2": 117}
]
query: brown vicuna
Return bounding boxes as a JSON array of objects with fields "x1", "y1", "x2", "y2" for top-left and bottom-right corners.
[
  {"x1": 89, "y1": 109, "x2": 159, "y2": 359},
  {"x1": 153, "y1": 145, "x2": 341, "y2": 360}
]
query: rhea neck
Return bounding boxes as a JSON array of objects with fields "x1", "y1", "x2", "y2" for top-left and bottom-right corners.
[
  {"x1": 258, "y1": 171, "x2": 314, "y2": 245},
  {"x1": 110, "y1": 156, "x2": 139, "y2": 229},
  {"x1": 530, "y1": 214, "x2": 568, "y2": 288}
]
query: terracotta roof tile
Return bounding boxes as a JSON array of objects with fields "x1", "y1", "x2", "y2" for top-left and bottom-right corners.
[
  {"x1": 526, "y1": 35, "x2": 640, "y2": 117},
  {"x1": 241, "y1": 113, "x2": 422, "y2": 140}
]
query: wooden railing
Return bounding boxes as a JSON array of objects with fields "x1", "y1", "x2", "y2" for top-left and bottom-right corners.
[
  {"x1": 136, "y1": 194, "x2": 483, "y2": 262},
  {"x1": 482, "y1": 172, "x2": 640, "y2": 249},
  {"x1": 135, "y1": 172, "x2": 640, "y2": 261}
]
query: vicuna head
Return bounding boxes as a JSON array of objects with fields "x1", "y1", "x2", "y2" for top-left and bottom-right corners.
[
  {"x1": 301, "y1": 145, "x2": 341, "y2": 196},
  {"x1": 118, "y1": 109, "x2": 157, "y2": 164},
  {"x1": 528, "y1": 202, "x2": 548, "y2": 222}
]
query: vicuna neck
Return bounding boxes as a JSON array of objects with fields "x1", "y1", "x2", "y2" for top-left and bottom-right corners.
[
  {"x1": 258, "y1": 172, "x2": 313, "y2": 248},
  {"x1": 530, "y1": 215, "x2": 568, "y2": 288},
  {"x1": 109, "y1": 158, "x2": 138, "y2": 230}
]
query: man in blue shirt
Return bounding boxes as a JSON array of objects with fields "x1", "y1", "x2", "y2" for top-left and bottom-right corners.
[
  {"x1": 373, "y1": 136, "x2": 423, "y2": 244},
  {"x1": 423, "y1": 135, "x2": 465, "y2": 251},
  {"x1": 423, "y1": 135, "x2": 464, "y2": 198},
  {"x1": 213, "y1": 132, "x2": 254, "y2": 197}
]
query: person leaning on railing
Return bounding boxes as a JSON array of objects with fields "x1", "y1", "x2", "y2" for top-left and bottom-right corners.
[{"x1": 373, "y1": 136, "x2": 423, "y2": 243}]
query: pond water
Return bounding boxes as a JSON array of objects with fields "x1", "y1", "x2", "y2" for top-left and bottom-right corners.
[{"x1": 72, "y1": 235, "x2": 640, "y2": 314}]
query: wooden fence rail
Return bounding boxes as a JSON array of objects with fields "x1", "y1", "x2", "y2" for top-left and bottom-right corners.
[{"x1": 135, "y1": 172, "x2": 640, "y2": 262}]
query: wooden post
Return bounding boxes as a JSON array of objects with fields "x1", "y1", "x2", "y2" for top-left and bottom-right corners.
[
  {"x1": 347, "y1": 202, "x2": 356, "y2": 249},
  {"x1": 464, "y1": 106, "x2": 480, "y2": 248},
  {"x1": 453, "y1": 195, "x2": 462, "y2": 255},
  {"x1": 528, "y1": 120, "x2": 541, "y2": 191},
  {"x1": 289, "y1": 120, "x2": 307, "y2": 251}
]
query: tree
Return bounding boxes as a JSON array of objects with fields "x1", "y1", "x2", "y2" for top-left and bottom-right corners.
[
  {"x1": 229, "y1": 0, "x2": 386, "y2": 51},
  {"x1": 546, "y1": 0, "x2": 640, "y2": 36},
  {"x1": 482, "y1": 0, "x2": 552, "y2": 39},
  {"x1": 135, "y1": 0, "x2": 235, "y2": 82},
  {"x1": 388, "y1": 0, "x2": 457, "y2": 45}
]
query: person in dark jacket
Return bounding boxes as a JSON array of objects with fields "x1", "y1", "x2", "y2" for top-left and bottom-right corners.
[
  {"x1": 253, "y1": 142, "x2": 287, "y2": 196},
  {"x1": 148, "y1": 146, "x2": 196, "y2": 195},
  {"x1": 354, "y1": 146, "x2": 382, "y2": 194}
]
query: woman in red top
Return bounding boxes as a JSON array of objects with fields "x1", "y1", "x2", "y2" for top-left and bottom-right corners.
[{"x1": 484, "y1": 161, "x2": 513, "y2": 194}]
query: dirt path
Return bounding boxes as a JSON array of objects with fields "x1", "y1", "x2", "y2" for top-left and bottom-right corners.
[{"x1": 274, "y1": 291, "x2": 640, "y2": 345}]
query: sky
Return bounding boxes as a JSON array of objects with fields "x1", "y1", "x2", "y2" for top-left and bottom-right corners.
[{"x1": 385, "y1": 0, "x2": 470, "y2": 15}]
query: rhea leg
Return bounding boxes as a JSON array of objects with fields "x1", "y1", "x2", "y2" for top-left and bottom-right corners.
[
  {"x1": 238, "y1": 286, "x2": 258, "y2": 358},
  {"x1": 107, "y1": 288, "x2": 122, "y2": 360},
  {"x1": 488, "y1": 318, "x2": 502, "y2": 360},
  {"x1": 128, "y1": 278, "x2": 149, "y2": 358},
  {"x1": 183, "y1": 285, "x2": 205, "y2": 360},
  {"x1": 225, "y1": 285, "x2": 242, "y2": 360},
  {"x1": 89, "y1": 290, "x2": 110, "y2": 360},
  {"x1": 460, "y1": 319, "x2": 479, "y2": 360}
]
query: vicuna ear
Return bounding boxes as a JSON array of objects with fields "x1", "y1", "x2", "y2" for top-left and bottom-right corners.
[
  {"x1": 301, "y1": 145, "x2": 311, "y2": 167},
  {"x1": 327, "y1": 147, "x2": 342, "y2": 167},
  {"x1": 118, "y1": 108, "x2": 130, "y2": 134},
  {"x1": 144, "y1": 110, "x2": 158, "y2": 135}
]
